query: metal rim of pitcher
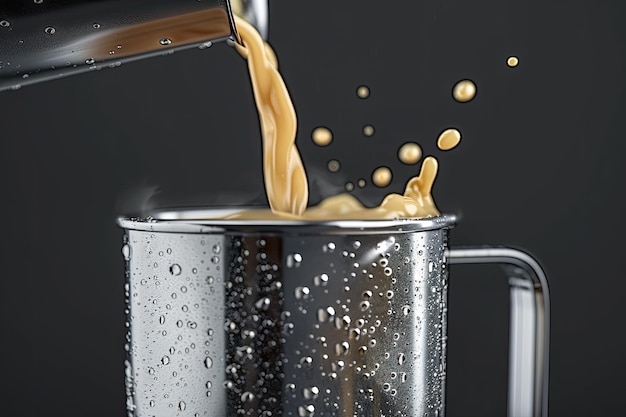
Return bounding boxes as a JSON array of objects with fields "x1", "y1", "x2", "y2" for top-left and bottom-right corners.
[{"x1": 117, "y1": 208, "x2": 457, "y2": 235}]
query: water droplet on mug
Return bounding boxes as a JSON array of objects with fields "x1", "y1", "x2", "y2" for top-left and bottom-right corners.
[
  {"x1": 160, "y1": 38, "x2": 172, "y2": 46},
  {"x1": 303, "y1": 386, "x2": 320, "y2": 400},
  {"x1": 295, "y1": 286, "x2": 310, "y2": 300},
  {"x1": 241, "y1": 392, "x2": 255, "y2": 402},
  {"x1": 255, "y1": 297, "x2": 271, "y2": 311},
  {"x1": 314, "y1": 273, "x2": 329, "y2": 287},
  {"x1": 170, "y1": 264, "x2": 182, "y2": 276},
  {"x1": 85, "y1": 58, "x2": 95, "y2": 65},
  {"x1": 348, "y1": 326, "x2": 362, "y2": 340},
  {"x1": 0, "y1": 20, "x2": 11, "y2": 27},
  {"x1": 335, "y1": 315, "x2": 351, "y2": 329},
  {"x1": 121, "y1": 244, "x2": 131, "y2": 261},
  {"x1": 161, "y1": 356, "x2": 170, "y2": 365},
  {"x1": 44, "y1": 26, "x2": 56, "y2": 35},
  {"x1": 317, "y1": 308, "x2": 329, "y2": 322},
  {"x1": 286, "y1": 253, "x2": 303, "y2": 268},
  {"x1": 335, "y1": 342, "x2": 349, "y2": 356},
  {"x1": 323, "y1": 242, "x2": 336, "y2": 253},
  {"x1": 298, "y1": 405, "x2": 315, "y2": 417},
  {"x1": 205, "y1": 357, "x2": 213, "y2": 368}
]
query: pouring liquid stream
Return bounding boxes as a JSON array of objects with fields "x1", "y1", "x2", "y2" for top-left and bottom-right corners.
[{"x1": 230, "y1": 17, "x2": 444, "y2": 221}]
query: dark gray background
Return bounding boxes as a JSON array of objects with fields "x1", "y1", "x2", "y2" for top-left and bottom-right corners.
[{"x1": 0, "y1": 0, "x2": 624, "y2": 416}]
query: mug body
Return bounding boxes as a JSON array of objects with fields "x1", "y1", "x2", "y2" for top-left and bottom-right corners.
[{"x1": 119, "y1": 210, "x2": 456, "y2": 417}]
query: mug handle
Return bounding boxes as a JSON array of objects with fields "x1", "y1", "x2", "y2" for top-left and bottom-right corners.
[{"x1": 446, "y1": 247, "x2": 550, "y2": 417}]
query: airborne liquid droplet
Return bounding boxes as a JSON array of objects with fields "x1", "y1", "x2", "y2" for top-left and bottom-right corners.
[
  {"x1": 507, "y1": 56, "x2": 520, "y2": 67},
  {"x1": 363, "y1": 125, "x2": 375, "y2": 137},
  {"x1": 398, "y1": 142, "x2": 422, "y2": 165},
  {"x1": 372, "y1": 166, "x2": 392, "y2": 187},
  {"x1": 159, "y1": 38, "x2": 172, "y2": 46},
  {"x1": 452, "y1": 79, "x2": 477, "y2": 103},
  {"x1": 311, "y1": 127, "x2": 333, "y2": 146},
  {"x1": 44, "y1": 26, "x2": 56, "y2": 35},
  {"x1": 437, "y1": 128, "x2": 461, "y2": 151},
  {"x1": 356, "y1": 85, "x2": 370, "y2": 99},
  {"x1": 327, "y1": 159, "x2": 341, "y2": 173}
]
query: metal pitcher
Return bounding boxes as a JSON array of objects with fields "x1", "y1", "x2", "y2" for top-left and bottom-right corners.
[
  {"x1": 0, "y1": 0, "x2": 268, "y2": 92},
  {"x1": 118, "y1": 208, "x2": 550, "y2": 417}
]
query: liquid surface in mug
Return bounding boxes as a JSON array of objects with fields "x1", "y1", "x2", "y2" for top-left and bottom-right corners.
[{"x1": 229, "y1": 17, "x2": 447, "y2": 220}]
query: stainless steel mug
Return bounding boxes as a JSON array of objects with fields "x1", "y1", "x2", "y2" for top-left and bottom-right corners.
[
  {"x1": 118, "y1": 208, "x2": 550, "y2": 417},
  {"x1": 0, "y1": 0, "x2": 268, "y2": 92}
]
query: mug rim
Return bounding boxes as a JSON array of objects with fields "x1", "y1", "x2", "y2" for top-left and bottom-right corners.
[{"x1": 117, "y1": 207, "x2": 457, "y2": 235}]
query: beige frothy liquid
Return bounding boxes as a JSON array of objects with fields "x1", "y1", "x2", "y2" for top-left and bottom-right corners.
[{"x1": 230, "y1": 17, "x2": 444, "y2": 220}]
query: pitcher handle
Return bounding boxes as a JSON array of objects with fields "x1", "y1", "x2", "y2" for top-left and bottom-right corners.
[{"x1": 446, "y1": 247, "x2": 550, "y2": 417}]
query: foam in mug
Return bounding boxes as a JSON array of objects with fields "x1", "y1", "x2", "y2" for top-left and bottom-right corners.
[{"x1": 231, "y1": 17, "x2": 459, "y2": 220}]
